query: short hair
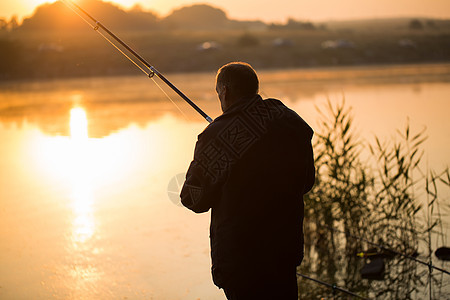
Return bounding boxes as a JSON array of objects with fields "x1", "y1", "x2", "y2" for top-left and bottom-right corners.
[{"x1": 216, "y1": 62, "x2": 259, "y2": 97}]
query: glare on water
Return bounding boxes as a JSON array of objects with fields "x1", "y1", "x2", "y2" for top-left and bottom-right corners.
[
  {"x1": 68, "y1": 107, "x2": 95, "y2": 246},
  {"x1": 0, "y1": 94, "x2": 215, "y2": 298},
  {"x1": 70, "y1": 107, "x2": 88, "y2": 141}
]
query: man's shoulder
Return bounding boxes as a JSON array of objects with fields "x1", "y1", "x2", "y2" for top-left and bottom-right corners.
[
  {"x1": 198, "y1": 96, "x2": 312, "y2": 140},
  {"x1": 262, "y1": 97, "x2": 308, "y2": 119},
  {"x1": 197, "y1": 115, "x2": 227, "y2": 141},
  {"x1": 263, "y1": 98, "x2": 296, "y2": 116}
]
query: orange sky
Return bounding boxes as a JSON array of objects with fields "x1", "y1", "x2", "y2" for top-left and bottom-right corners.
[{"x1": 2, "y1": 0, "x2": 450, "y2": 22}]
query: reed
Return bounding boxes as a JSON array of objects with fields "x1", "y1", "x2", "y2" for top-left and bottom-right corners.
[{"x1": 299, "y1": 100, "x2": 449, "y2": 299}]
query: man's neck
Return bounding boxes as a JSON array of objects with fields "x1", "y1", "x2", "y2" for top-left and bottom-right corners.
[{"x1": 222, "y1": 94, "x2": 259, "y2": 113}]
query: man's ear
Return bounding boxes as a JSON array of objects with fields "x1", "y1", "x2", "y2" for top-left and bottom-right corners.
[
  {"x1": 222, "y1": 85, "x2": 228, "y2": 99},
  {"x1": 218, "y1": 84, "x2": 226, "y2": 95},
  {"x1": 218, "y1": 85, "x2": 228, "y2": 103}
]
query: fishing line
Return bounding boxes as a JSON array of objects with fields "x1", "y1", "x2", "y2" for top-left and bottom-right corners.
[
  {"x1": 62, "y1": 0, "x2": 150, "y2": 75},
  {"x1": 59, "y1": 0, "x2": 212, "y2": 123},
  {"x1": 94, "y1": 26, "x2": 189, "y2": 119},
  {"x1": 60, "y1": 0, "x2": 188, "y2": 120},
  {"x1": 297, "y1": 273, "x2": 371, "y2": 300},
  {"x1": 328, "y1": 226, "x2": 450, "y2": 276},
  {"x1": 149, "y1": 78, "x2": 190, "y2": 122},
  {"x1": 97, "y1": 31, "x2": 150, "y2": 76}
]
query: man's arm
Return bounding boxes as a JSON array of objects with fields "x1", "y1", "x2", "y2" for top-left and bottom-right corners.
[
  {"x1": 180, "y1": 160, "x2": 212, "y2": 213},
  {"x1": 180, "y1": 132, "x2": 223, "y2": 213}
]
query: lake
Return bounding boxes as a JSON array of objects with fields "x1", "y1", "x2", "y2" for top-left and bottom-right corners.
[{"x1": 0, "y1": 63, "x2": 449, "y2": 299}]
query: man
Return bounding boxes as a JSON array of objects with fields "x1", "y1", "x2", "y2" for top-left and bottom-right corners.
[{"x1": 180, "y1": 62, "x2": 315, "y2": 300}]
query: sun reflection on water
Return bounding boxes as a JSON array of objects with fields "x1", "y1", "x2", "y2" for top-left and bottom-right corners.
[
  {"x1": 29, "y1": 102, "x2": 178, "y2": 295},
  {"x1": 66, "y1": 106, "x2": 103, "y2": 293},
  {"x1": 70, "y1": 107, "x2": 88, "y2": 142},
  {"x1": 68, "y1": 107, "x2": 95, "y2": 246}
]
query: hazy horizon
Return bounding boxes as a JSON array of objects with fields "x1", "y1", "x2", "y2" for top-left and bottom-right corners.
[{"x1": 2, "y1": 0, "x2": 450, "y2": 23}]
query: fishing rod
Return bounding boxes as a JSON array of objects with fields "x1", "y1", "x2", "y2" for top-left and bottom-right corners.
[
  {"x1": 59, "y1": 0, "x2": 213, "y2": 123},
  {"x1": 297, "y1": 273, "x2": 371, "y2": 300},
  {"x1": 329, "y1": 226, "x2": 450, "y2": 276}
]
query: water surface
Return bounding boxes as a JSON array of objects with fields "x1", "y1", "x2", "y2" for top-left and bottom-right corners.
[{"x1": 0, "y1": 63, "x2": 449, "y2": 299}]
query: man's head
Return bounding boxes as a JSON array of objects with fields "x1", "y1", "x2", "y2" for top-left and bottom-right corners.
[{"x1": 216, "y1": 62, "x2": 259, "y2": 112}]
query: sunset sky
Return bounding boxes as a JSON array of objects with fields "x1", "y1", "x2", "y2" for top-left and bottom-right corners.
[{"x1": 2, "y1": 0, "x2": 450, "y2": 22}]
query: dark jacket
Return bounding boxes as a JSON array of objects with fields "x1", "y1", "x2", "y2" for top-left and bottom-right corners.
[{"x1": 181, "y1": 95, "x2": 315, "y2": 288}]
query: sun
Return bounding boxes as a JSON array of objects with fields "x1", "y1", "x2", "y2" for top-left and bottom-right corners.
[
  {"x1": 1, "y1": 0, "x2": 144, "y2": 22},
  {"x1": 27, "y1": 0, "x2": 140, "y2": 14},
  {"x1": 27, "y1": 0, "x2": 56, "y2": 10},
  {"x1": 107, "y1": 0, "x2": 141, "y2": 9}
]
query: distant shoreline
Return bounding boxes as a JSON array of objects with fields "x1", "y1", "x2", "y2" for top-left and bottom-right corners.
[
  {"x1": 1, "y1": 2, "x2": 450, "y2": 81},
  {"x1": 2, "y1": 62, "x2": 450, "y2": 85}
]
